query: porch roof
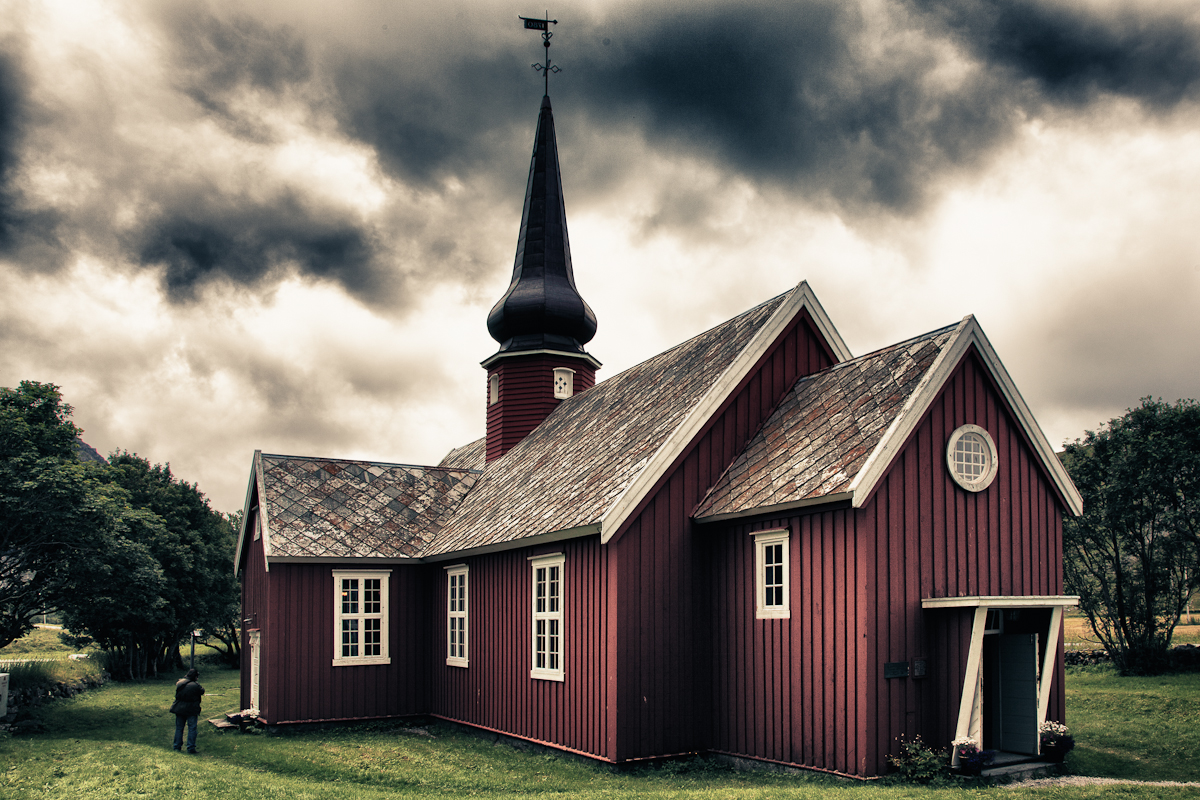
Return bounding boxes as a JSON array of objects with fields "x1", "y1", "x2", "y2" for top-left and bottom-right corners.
[{"x1": 921, "y1": 595, "x2": 1080, "y2": 609}]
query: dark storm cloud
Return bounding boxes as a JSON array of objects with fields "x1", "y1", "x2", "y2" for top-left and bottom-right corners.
[
  {"x1": 563, "y1": 1, "x2": 1022, "y2": 214},
  {"x1": 915, "y1": 0, "x2": 1200, "y2": 108},
  {"x1": 328, "y1": 52, "x2": 535, "y2": 187},
  {"x1": 0, "y1": 44, "x2": 62, "y2": 263},
  {"x1": 133, "y1": 190, "x2": 381, "y2": 302},
  {"x1": 161, "y1": 9, "x2": 313, "y2": 138}
]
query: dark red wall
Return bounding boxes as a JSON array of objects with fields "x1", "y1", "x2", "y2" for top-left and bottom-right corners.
[
  {"x1": 610, "y1": 310, "x2": 836, "y2": 761},
  {"x1": 429, "y1": 535, "x2": 613, "y2": 759},
  {"x1": 486, "y1": 353, "x2": 597, "y2": 462},
  {"x1": 703, "y1": 348, "x2": 1069, "y2": 776},
  {"x1": 250, "y1": 561, "x2": 432, "y2": 725}
]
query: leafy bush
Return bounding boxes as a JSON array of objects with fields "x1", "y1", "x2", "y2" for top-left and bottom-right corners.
[{"x1": 885, "y1": 734, "x2": 948, "y2": 784}]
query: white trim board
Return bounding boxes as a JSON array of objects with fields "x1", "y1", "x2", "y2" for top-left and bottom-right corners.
[
  {"x1": 480, "y1": 348, "x2": 603, "y2": 370},
  {"x1": 922, "y1": 595, "x2": 1080, "y2": 609},
  {"x1": 599, "y1": 281, "x2": 852, "y2": 544},
  {"x1": 232, "y1": 449, "x2": 261, "y2": 575},
  {"x1": 848, "y1": 316, "x2": 1083, "y2": 516}
]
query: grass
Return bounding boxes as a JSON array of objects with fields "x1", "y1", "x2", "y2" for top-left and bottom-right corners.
[
  {"x1": 1064, "y1": 666, "x2": 1200, "y2": 782},
  {"x1": 0, "y1": 627, "x2": 89, "y2": 660},
  {"x1": 0, "y1": 666, "x2": 1197, "y2": 799},
  {"x1": 2, "y1": 658, "x2": 104, "y2": 692}
]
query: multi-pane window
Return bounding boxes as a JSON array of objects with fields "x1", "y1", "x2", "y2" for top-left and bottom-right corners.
[
  {"x1": 529, "y1": 553, "x2": 565, "y2": 681},
  {"x1": 754, "y1": 529, "x2": 790, "y2": 619},
  {"x1": 946, "y1": 424, "x2": 999, "y2": 492},
  {"x1": 954, "y1": 433, "x2": 986, "y2": 480},
  {"x1": 446, "y1": 564, "x2": 468, "y2": 667},
  {"x1": 332, "y1": 570, "x2": 390, "y2": 666}
]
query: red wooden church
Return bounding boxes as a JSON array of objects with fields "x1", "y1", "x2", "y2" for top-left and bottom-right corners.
[{"x1": 234, "y1": 91, "x2": 1082, "y2": 778}]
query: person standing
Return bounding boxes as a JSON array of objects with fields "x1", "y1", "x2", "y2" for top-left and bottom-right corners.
[{"x1": 172, "y1": 668, "x2": 205, "y2": 753}]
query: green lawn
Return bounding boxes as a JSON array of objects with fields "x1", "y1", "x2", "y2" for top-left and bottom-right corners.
[
  {"x1": 0, "y1": 627, "x2": 87, "y2": 660},
  {"x1": 1065, "y1": 667, "x2": 1200, "y2": 782},
  {"x1": 0, "y1": 666, "x2": 1197, "y2": 799}
]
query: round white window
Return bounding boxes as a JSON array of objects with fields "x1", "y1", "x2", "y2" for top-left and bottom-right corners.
[{"x1": 946, "y1": 424, "x2": 998, "y2": 492}]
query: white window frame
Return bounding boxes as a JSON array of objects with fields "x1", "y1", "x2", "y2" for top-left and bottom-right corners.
[
  {"x1": 529, "y1": 553, "x2": 565, "y2": 681},
  {"x1": 489, "y1": 373, "x2": 499, "y2": 405},
  {"x1": 552, "y1": 368, "x2": 575, "y2": 400},
  {"x1": 332, "y1": 570, "x2": 391, "y2": 666},
  {"x1": 947, "y1": 424, "x2": 999, "y2": 492},
  {"x1": 446, "y1": 564, "x2": 469, "y2": 667},
  {"x1": 754, "y1": 528, "x2": 791, "y2": 619}
]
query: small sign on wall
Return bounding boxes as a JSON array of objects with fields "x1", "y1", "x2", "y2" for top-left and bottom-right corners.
[{"x1": 884, "y1": 661, "x2": 910, "y2": 679}]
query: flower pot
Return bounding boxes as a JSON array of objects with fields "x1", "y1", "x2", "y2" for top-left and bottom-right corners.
[{"x1": 1041, "y1": 743, "x2": 1067, "y2": 763}]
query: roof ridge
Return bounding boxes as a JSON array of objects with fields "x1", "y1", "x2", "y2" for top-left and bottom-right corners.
[
  {"x1": 259, "y1": 452, "x2": 482, "y2": 474},
  {"x1": 826, "y1": 322, "x2": 958, "y2": 369},
  {"x1": 594, "y1": 291, "x2": 793, "y2": 386}
]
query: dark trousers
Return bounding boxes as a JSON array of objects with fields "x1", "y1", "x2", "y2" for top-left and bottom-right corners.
[{"x1": 173, "y1": 714, "x2": 198, "y2": 752}]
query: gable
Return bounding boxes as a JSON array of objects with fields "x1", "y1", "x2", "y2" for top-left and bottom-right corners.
[
  {"x1": 695, "y1": 316, "x2": 1082, "y2": 523},
  {"x1": 849, "y1": 316, "x2": 1081, "y2": 515}
]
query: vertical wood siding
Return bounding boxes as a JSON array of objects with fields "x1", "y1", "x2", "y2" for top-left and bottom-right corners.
[
  {"x1": 259, "y1": 563, "x2": 431, "y2": 724},
  {"x1": 486, "y1": 354, "x2": 598, "y2": 461},
  {"x1": 429, "y1": 535, "x2": 611, "y2": 758},
  {"x1": 704, "y1": 349, "x2": 1069, "y2": 776},
  {"x1": 239, "y1": 507, "x2": 269, "y2": 715},
  {"x1": 612, "y1": 312, "x2": 835, "y2": 761}
]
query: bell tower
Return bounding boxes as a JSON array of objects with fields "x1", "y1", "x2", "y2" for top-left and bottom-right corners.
[{"x1": 483, "y1": 93, "x2": 600, "y2": 462}]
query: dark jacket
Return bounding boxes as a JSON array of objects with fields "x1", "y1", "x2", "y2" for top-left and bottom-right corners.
[{"x1": 173, "y1": 679, "x2": 205, "y2": 717}]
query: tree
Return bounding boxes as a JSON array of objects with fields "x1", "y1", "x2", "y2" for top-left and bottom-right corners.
[
  {"x1": 59, "y1": 453, "x2": 239, "y2": 679},
  {"x1": 0, "y1": 381, "x2": 116, "y2": 647},
  {"x1": 203, "y1": 510, "x2": 243, "y2": 668},
  {"x1": 1062, "y1": 397, "x2": 1200, "y2": 674}
]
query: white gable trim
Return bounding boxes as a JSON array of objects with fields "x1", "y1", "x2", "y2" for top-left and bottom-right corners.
[
  {"x1": 599, "y1": 281, "x2": 852, "y2": 544},
  {"x1": 848, "y1": 316, "x2": 1083, "y2": 516},
  {"x1": 233, "y1": 450, "x2": 265, "y2": 575},
  {"x1": 255, "y1": 450, "x2": 273, "y2": 570}
]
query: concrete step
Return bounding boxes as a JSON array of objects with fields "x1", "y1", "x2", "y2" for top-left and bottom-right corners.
[{"x1": 982, "y1": 760, "x2": 1062, "y2": 784}]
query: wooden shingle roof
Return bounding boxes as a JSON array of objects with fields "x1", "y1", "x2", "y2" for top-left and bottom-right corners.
[
  {"x1": 694, "y1": 325, "x2": 956, "y2": 522},
  {"x1": 421, "y1": 292, "x2": 790, "y2": 556},
  {"x1": 255, "y1": 454, "x2": 480, "y2": 560},
  {"x1": 439, "y1": 438, "x2": 485, "y2": 471}
]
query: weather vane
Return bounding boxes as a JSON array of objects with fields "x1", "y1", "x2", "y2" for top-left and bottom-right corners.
[{"x1": 519, "y1": 13, "x2": 559, "y2": 95}]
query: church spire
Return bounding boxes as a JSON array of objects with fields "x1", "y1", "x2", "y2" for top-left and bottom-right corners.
[
  {"x1": 486, "y1": 94, "x2": 597, "y2": 354},
  {"x1": 482, "y1": 20, "x2": 600, "y2": 463}
]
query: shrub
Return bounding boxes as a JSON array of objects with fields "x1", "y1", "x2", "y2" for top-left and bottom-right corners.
[{"x1": 886, "y1": 734, "x2": 948, "y2": 784}]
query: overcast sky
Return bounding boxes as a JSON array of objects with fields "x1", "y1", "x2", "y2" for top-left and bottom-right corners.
[{"x1": 2, "y1": 0, "x2": 1198, "y2": 514}]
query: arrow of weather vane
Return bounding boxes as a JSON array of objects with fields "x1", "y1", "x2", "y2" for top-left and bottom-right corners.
[{"x1": 520, "y1": 14, "x2": 560, "y2": 94}]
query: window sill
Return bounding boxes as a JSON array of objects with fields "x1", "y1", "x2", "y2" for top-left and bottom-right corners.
[
  {"x1": 331, "y1": 656, "x2": 391, "y2": 667},
  {"x1": 529, "y1": 668, "x2": 564, "y2": 682},
  {"x1": 446, "y1": 658, "x2": 469, "y2": 668},
  {"x1": 756, "y1": 609, "x2": 791, "y2": 619}
]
